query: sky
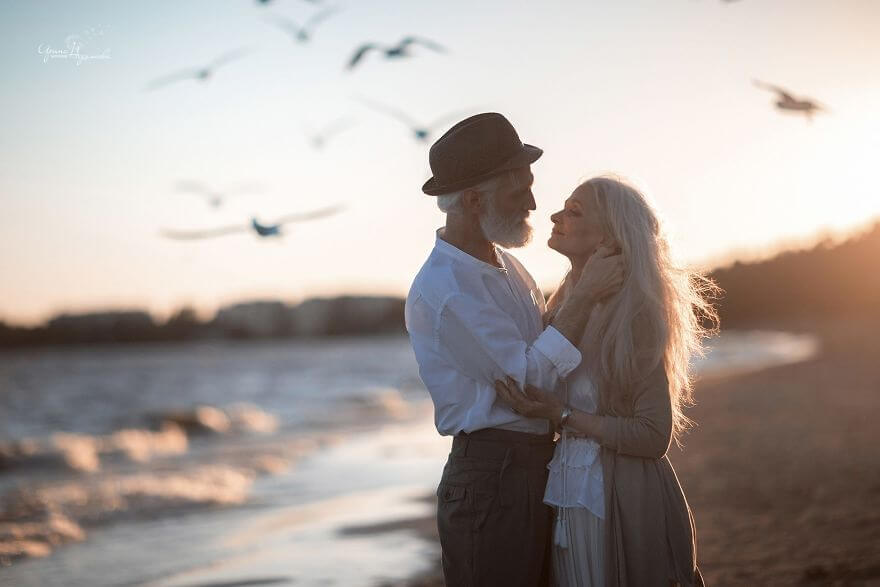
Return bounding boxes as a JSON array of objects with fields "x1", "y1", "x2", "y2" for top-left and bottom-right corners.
[{"x1": 1, "y1": 0, "x2": 878, "y2": 326}]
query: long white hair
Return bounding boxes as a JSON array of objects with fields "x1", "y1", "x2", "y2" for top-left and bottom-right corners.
[{"x1": 548, "y1": 175, "x2": 719, "y2": 443}]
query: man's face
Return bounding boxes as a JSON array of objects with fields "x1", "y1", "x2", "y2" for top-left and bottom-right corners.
[{"x1": 479, "y1": 167, "x2": 537, "y2": 248}]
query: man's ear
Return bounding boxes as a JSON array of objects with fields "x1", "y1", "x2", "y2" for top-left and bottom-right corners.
[{"x1": 461, "y1": 188, "x2": 483, "y2": 215}]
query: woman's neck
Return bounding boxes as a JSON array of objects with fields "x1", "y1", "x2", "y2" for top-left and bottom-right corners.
[{"x1": 567, "y1": 255, "x2": 588, "y2": 286}]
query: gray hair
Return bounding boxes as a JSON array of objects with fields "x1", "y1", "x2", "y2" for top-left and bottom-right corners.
[
  {"x1": 549, "y1": 175, "x2": 720, "y2": 446},
  {"x1": 434, "y1": 170, "x2": 520, "y2": 214}
]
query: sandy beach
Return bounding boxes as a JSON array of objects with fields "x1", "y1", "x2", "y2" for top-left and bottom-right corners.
[
  {"x1": 2, "y1": 327, "x2": 876, "y2": 586},
  {"x1": 384, "y1": 320, "x2": 880, "y2": 586}
]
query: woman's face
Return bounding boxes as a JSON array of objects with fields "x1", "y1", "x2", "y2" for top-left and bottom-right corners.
[{"x1": 548, "y1": 183, "x2": 606, "y2": 259}]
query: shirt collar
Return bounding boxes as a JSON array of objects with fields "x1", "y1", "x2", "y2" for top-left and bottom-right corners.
[{"x1": 434, "y1": 228, "x2": 508, "y2": 274}]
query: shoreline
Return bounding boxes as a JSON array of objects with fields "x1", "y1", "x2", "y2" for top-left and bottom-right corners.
[
  {"x1": 2, "y1": 327, "x2": 871, "y2": 585},
  {"x1": 388, "y1": 321, "x2": 880, "y2": 586}
]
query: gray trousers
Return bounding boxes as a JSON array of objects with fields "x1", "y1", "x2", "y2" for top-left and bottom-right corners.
[{"x1": 436, "y1": 428, "x2": 556, "y2": 587}]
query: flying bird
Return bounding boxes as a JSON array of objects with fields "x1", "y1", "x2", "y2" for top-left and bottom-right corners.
[
  {"x1": 160, "y1": 205, "x2": 344, "y2": 240},
  {"x1": 175, "y1": 181, "x2": 263, "y2": 209},
  {"x1": 144, "y1": 48, "x2": 251, "y2": 91},
  {"x1": 265, "y1": 7, "x2": 339, "y2": 43},
  {"x1": 303, "y1": 117, "x2": 356, "y2": 149},
  {"x1": 347, "y1": 36, "x2": 446, "y2": 70},
  {"x1": 356, "y1": 97, "x2": 470, "y2": 142},
  {"x1": 752, "y1": 80, "x2": 827, "y2": 120}
]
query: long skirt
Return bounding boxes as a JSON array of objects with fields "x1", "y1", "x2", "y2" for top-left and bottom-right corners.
[{"x1": 552, "y1": 506, "x2": 605, "y2": 587}]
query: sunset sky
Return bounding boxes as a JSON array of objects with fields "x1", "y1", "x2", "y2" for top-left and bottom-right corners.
[{"x1": 1, "y1": 0, "x2": 878, "y2": 326}]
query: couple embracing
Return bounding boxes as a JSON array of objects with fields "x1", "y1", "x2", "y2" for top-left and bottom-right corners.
[{"x1": 405, "y1": 113, "x2": 716, "y2": 586}]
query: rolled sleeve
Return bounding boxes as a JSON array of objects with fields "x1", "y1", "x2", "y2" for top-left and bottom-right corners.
[
  {"x1": 437, "y1": 293, "x2": 581, "y2": 391},
  {"x1": 531, "y1": 325, "x2": 582, "y2": 379}
]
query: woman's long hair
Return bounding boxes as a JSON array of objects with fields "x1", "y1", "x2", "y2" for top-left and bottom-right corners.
[{"x1": 547, "y1": 175, "x2": 720, "y2": 444}]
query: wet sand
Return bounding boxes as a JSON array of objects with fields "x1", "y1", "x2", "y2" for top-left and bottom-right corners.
[{"x1": 382, "y1": 321, "x2": 880, "y2": 586}]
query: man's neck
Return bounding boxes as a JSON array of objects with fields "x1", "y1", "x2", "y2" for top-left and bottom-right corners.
[{"x1": 440, "y1": 221, "x2": 501, "y2": 268}]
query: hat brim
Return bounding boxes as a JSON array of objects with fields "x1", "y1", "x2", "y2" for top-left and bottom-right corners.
[{"x1": 422, "y1": 144, "x2": 543, "y2": 196}]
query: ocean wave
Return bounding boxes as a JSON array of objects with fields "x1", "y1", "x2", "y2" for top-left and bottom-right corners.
[
  {"x1": 0, "y1": 403, "x2": 280, "y2": 475},
  {"x1": 154, "y1": 402, "x2": 280, "y2": 436},
  {"x1": 0, "y1": 461, "x2": 282, "y2": 566},
  {"x1": 0, "y1": 423, "x2": 188, "y2": 474},
  {"x1": 342, "y1": 387, "x2": 412, "y2": 421}
]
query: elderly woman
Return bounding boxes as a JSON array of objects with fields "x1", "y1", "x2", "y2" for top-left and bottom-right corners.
[{"x1": 494, "y1": 176, "x2": 717, "y2": 587}]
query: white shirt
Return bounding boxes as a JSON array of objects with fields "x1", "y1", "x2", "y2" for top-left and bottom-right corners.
[
  {"x1": 543, "y1": 370, "x2": 605, "y2": 519},
  {"x1": 405, "y1": 231, "x2": 582, "y2": 436}
]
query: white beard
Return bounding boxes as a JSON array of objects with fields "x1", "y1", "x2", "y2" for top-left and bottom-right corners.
[{"x1": 480, "y1": 201, "x2": 532, "y2": 248}]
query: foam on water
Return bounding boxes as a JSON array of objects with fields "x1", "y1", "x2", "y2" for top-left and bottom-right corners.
[{"x1": 0, "y1": 332, "x2": 819, "y2": 582}]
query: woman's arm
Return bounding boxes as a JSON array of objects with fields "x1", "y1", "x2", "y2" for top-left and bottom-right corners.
[
  {"x1": 495, "y1": 363, "x2": 674, "y2": 459},
  {"x1": 569, "y1": 364, "x2": 673, "y2": 459}
]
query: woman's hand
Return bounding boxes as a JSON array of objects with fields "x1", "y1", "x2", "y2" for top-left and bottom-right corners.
[
  {"x1": 573, "y1": 244, "x2": 625, "y2": 303},
  {"x1": 494, "y1": 376, "x2": 565, "y2": 424}
]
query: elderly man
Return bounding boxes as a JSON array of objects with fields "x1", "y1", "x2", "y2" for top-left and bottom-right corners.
[{"x1": 405, "y1": 113, "x2": 622, "y2": 586}]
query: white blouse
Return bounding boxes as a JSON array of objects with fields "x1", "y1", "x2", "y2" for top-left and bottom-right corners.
[{"x1": 543, "y1": 370, "x2": 605, "y2": 519}]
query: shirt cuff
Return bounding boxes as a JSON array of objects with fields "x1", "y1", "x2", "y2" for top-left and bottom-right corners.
[{"x1": 532, "y1": 325, "x2": 582, "y2": 378}]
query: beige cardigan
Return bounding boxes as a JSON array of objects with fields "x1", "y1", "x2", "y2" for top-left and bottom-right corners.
[
  {"x1": 592, "y1": 361, "x2": 705, "y2": 587},
  {"x1": 545, "y1": 278, "x2": 704, "y2": 586}
]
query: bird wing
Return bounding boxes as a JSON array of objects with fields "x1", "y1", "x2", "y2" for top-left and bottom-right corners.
[
  {"x1": 160, "y1": 224, "x2": 248, "y2": 240},
  {"x1": 175, "y1": 180, "x2": 214, "y2": 197},
  {"x1": 320, "y1": 116, "x2": 356, "y2": 137},
  {"x1": 225, "y1": 182, "x2": 264, "y2": 196},
  {"x1": 270, "y1": 205, "x2": 345, "y2": 225},
  {"x1": 209, "y1": 47, "x2": 251, "y2": 70},
  {"x1": 347, "y1": 44, "x2": 378, "y2": 69},
  {"x1": 144, "y1": 69, "x2": 201, "y2": 91},
  {"x1": 752, "y1": 79, "x2": 795, "y2": 102},
  {"x1": 356, "y1": 96, "x2": 419, "y2": 127},
  {"x1": 399, "y1": 36, "x2": 447, "y2": 53},
  {"x1": 266, "y1": 15, "x2": 303, "y2": 36},
  {"x1": 306, "y1": 6, "x2": 340, "y2": 29}
]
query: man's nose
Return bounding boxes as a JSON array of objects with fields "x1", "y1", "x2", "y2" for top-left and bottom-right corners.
[
  {"x1": 526, "y1": 191, "x2": 537, "y2": 211},
  {"x1": 550, "y1": 210, "x2": 561, "y2": 223}
]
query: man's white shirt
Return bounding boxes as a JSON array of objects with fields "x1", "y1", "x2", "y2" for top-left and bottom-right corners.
[{"x1": 405, "y1": 230, "x2": 582, "y2": 436}]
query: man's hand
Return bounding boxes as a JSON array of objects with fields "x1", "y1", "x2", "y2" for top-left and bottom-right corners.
[{"x1": 494, "y1": 376, "x2": 565, "y2": 424}]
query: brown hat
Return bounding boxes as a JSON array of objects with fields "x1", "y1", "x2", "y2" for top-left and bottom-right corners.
[{"x1": 422, "y1": 112, "x2": 543, "y2": 196}]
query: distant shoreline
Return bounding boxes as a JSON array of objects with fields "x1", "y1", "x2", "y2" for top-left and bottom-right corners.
[{"x1": 0, "y1": 295, "x2": 406, "y2": 348}]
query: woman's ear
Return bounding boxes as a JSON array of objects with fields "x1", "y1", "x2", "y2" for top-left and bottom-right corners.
[{"x1": 599, "y1": 236, "x2": 622, "y2": 254}]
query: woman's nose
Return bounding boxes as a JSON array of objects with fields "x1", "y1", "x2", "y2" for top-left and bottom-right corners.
[{"x1": 550, "y1": 210, "x2": 562, "y2": 223}]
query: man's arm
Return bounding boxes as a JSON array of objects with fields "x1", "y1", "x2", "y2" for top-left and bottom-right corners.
[{"x1": 438, "y1": 292, "x2": 581, "y2": 393}]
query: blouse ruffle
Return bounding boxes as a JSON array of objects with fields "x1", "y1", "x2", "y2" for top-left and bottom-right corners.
[{"x1": 543, "y1": 434, "x2": 605, "y2": 519}]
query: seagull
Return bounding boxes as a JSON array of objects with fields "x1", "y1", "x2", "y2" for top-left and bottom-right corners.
[
  {"x1": 160, "y1": 205, "x2": 344, "y2": 240},
  {"x1": 752, "y1": 80, "x2": 827, "y2": 120},
  {"x1": 347, "y1": 36, "x2": 446, "y2": 70},
  {"x1": 303, "y1": 117, "x2": 356, "y2": 149},
  {"x1": 175, "y1": 181, "x2": 263, "y2": 209},
  {"x1": 356, "y1": 97, "x2": 470, "y2": 142},
  {"x1": 265, "y1": 7, "x2": 339, "y2": 43},
  {"x1": 144, "y1": 48, "x2": 251, "y2": 91}
]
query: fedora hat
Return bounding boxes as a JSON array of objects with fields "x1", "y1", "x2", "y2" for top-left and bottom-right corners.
[{"x1": 422, "y1": 112, "x2": 542, "y2": 196}]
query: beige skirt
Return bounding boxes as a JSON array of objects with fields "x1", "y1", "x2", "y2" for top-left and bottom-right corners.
[{"x1": 552, "y1": 506, "x2": 605, "y2": 587}]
